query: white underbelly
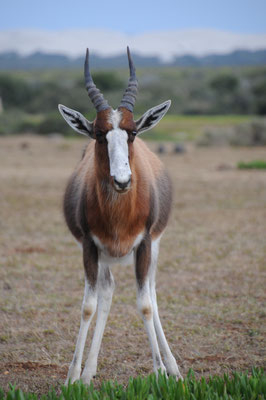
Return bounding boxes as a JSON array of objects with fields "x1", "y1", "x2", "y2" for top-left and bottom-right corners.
[
  {"x1": 92, "y1": 232, "x2": 144, "y2": 266},
  {"x1": 99, "y1": 251, "x2": 134, "y2": 266}
]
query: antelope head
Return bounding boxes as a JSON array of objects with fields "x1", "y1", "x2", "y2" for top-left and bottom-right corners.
[{"x1": 58, "y1": 47, "x2": 171, "y2": 193}]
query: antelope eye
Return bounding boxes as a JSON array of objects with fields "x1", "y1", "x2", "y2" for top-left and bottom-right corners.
[
  {"x1": 95, "y1": 131, "x2": 106, "y2": 143},
  {"x1": 128, "y1": 130, "x2": 137, "y2": 143}
]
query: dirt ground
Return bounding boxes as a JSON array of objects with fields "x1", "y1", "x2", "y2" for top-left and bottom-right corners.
[{"x1": 0, "y1": 135, "x2": 265, "y2": 395}]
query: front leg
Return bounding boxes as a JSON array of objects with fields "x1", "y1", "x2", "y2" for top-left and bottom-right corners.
[
  {"x1": 135, "y1": 234, "x2": 166, "y2": 375},
  {"x1": 81, "y1": 264, "x2": 115, "y2": 384},
  {"x1": 65, "y1": 236, "x2": 98, "y2": 384}
]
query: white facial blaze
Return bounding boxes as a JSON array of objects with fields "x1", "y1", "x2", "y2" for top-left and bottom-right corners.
[
  {"x1": 106, "y1": 129, "x2": 131, "y2": 182},
  {"x1": 106, "y1": 110, "x2": 131, "y2": 183}
]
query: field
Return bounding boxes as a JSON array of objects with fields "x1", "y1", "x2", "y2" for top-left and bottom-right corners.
[
  {"x1": 142, "y1": 114, "x2": 253, "y2": 141},
  {"x1": 0, "y1": 135, "x2": 265, "y2": 395}
]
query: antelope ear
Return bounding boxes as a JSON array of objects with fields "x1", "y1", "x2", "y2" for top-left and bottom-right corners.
[
  {"x1": 135, "y1": 100, "x2": 171, "y2": 134},
  {"x1": 58, "y1": 104, "x2": 94, "y2": 137}
]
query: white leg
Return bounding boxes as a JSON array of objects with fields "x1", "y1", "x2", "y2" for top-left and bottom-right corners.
[
  {"x1": 150, "y1": 239, "x2": 183, "y2": 379},
  {"x1": 135, "y1": 236, "x2": 166, "y2": 374},
  {"x1": 65, "y1": 279, "x2": 97, "y2": 384},
  {"x1": 137, "y1": 279, "x2": 167, "y2": 374},
  {"x1": 81, "y1": 264, "x2": 115, "y2": 384}
]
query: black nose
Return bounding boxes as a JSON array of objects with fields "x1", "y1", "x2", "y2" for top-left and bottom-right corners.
[{"x1": 114, "y1": 178, "x2": 131, "y2": 190}]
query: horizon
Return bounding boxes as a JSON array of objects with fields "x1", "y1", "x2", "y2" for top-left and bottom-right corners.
[{"x1": 1, "y1": 28, "x2": 266, "y2": 62}]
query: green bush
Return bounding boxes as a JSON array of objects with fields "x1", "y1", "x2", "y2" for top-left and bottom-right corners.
[
  {"x1": 76, "y1": 71, "x2": 124, "y2": 92},
  {"x1": 210, "y1": 73, "x2": 239, "y2": 94},
  {"x1": 36, "y1": 112, "x2": 72, "y2": 135},
  {"x1": 91, "y1": 71, "x2": 125, "y2": 92},
  {"x1": 0, "y1": 110, "x2": 93, "y2": 136},
  {"x1": 238, "y1": 160, "x2": 266, "y2": 169},
  {"x1": 0, "y1": 111, "x2": 43, "y2": 135},
  {"x1": 0, "y1": 74, "x2": 35, "y2": 108}
]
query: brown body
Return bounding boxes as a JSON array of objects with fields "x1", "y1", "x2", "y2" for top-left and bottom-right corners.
[{"x1": 64, "y1": 137, "x2": 172, "y2": 259}]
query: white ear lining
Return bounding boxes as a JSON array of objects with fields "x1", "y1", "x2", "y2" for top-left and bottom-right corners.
[
  {"x1": 58, "y1": 104, "x2": 93, "y2": 137},
  {"x1": 136, "y1": 100, "x2": 171, "y2": 134}
]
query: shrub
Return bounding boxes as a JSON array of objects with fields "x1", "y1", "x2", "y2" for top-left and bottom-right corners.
[
  {"x1": 36, "y1": 112, "x2": 73, "y2": 135},
  {"x1": 238, "y1": 160, "x2": 266, "y2": 169},
  {"x1": 76, "y1": 71, "x2": 124, "y2": 92},
  {"x1": 0, "y1": 74, "x2": 35, "y2": 109},
  {"x1": 198, "y1": 119, "x2": 266, "y2": 146},
  {"x1": 231, "y1": 120, "x2": 266, "y2": 146},
  {"x1": 210, "y1": 73, "x2": 239, "y2": 94},
  {"x1": 0, "y1": 111, "x2": 42, "y2": 135}
]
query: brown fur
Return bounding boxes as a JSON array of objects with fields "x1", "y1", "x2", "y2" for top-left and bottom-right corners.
[
  {"x1": 141, "y1": 305, "x2": 153, "y2": 320},
  {"x1": 93, "y1": 109, "x2": 113, "y2": 135},
  {"x1": 82, "y1": 305, "x2": 94, "y2": 320},
  {"x1": 82, "y1": 235, "x2": 98, "y2": 286},
  {"x1": 135, "y1": 234, "x2": 151, "y2": 286},
  {"x1": 85, "y1": 140, "x2": 151, "y2": 257},
  {"x1": 118, "y1": 107, "x2": 137, "y2": 133},
  {"x1": 64, "y1": 110, "x2": 172, "y2": 281}
]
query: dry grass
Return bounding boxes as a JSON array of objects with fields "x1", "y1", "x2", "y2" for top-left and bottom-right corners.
[{"x1": 0, "y1": 135, "x2": 265, "y2": 395}]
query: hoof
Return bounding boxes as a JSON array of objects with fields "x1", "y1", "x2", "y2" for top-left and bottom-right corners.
[
  {"x1": 81, "y1": 370, "x2": 96, "y2": 385},
  {"x1": 65, "y1": 366, "x2": 81, "y2": 385}
]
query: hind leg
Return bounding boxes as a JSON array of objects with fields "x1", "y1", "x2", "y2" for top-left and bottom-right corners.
[
  {"x1": 135, "y1": 235, "x2": 167, "y2": 375},
  {"x1": 149, "y1": 238, "x2": 183, "y2": 379}
]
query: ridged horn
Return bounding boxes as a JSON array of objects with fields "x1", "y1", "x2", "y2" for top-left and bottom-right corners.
[
  {"x1": 84, "y1": 48, "x2": 110, "y2": 112},
  {"x1": 119, "y1": 46, "x2": 138, "y2": 112}
]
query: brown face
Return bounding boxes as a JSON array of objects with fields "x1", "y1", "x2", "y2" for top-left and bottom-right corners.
[{"x1": 93, "y1": 107, "x2": 137, "y2": 194}]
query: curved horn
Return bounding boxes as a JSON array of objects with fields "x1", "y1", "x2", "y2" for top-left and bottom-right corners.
[
  {"x1": 119, "y1": 46, "x2": 138, "y2": 112},
  {"x1": 84, "y1": 48, "x2": 110, "y2": 112}
]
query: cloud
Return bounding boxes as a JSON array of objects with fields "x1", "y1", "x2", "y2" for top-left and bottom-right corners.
[{"x1": 0, "y1": 29, "x2": 266, "y2": 61}]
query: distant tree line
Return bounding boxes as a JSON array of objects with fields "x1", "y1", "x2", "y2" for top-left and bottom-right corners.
[
  {"x1": 1, "y1": 49, "x2": 266, "y2": 70},
  {"x1": 0, "y1": 66, "x2": 265, "y2": 135}
]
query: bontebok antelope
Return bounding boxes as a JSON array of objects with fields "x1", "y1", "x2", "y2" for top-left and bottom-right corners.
[{"x1": 58, "y1": 47, "x2": 182, "y2": 384}]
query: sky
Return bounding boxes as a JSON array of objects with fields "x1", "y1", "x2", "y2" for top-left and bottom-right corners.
[
  {"x1": 1, "y1": 0, "x2": 266, "y2": 33},
  {"x1": 0, "y1": 0, "x2": 266, "y2": 59}
]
